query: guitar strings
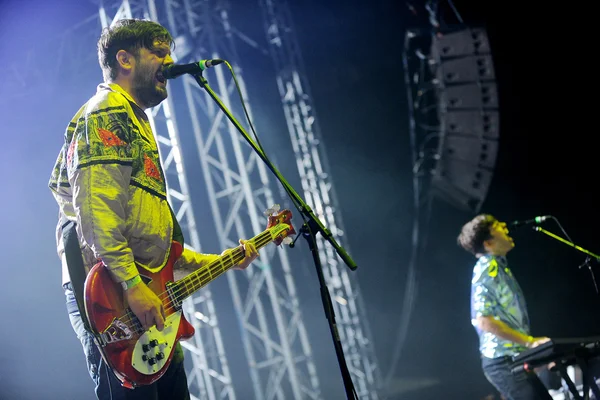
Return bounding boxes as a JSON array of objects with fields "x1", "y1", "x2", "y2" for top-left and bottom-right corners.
[
  {"x1": 115, "y1": 248, "x2": 249, "y2": 332},
  {"x1": 112, "y1": 232, "x2": 274, "y2": 332},
  {"x1": 158, "y1": 231, "x2": 272, "y2": 305}
]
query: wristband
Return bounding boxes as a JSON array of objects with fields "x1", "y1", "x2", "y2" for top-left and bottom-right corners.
[{"x1": 121, "y1": 275, "x2": 142, "y2": 291}]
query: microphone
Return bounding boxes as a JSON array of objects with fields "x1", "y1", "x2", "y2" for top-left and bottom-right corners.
[
  {"x1": 509, "y1": 216, "x2": 552, "y2": 228},
  {"x1": 162, "y1": 59, "x2": 224, "y2": 80}
]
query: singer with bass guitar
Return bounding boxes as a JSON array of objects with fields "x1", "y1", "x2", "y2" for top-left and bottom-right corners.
[
  {"x1": 457, "y1": 214, "x2": 557, "y2": 400},
  {"x1": 49, "y1": 19, "x2": 262, "y2": 400}
]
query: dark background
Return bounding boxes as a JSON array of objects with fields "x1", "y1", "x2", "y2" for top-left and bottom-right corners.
[{"x1": 0, "y1": 0, "x2": 597, "y2": 399}]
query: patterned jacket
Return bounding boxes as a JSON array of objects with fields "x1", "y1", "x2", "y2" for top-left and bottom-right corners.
[
  {"x1": 49, "y1": 83, "x2": 217, "y2": 286},
  {"x1": 470, "y1": 254, "x2": 531, "y2": 358}
]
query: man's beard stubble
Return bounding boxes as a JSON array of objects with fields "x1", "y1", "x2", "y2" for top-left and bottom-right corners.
[{"x1": 132, "y1": 63, "x2": 167, "y2": 109}]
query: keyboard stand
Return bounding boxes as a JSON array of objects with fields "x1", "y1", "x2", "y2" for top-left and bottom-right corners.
[
  {"x1": 577, "y1": 356, "x2": 600, "y2": 400},
  {"x1": 553, "y1": 362, "x2": 582, "y2": 399},
  {"x1": 539, "y1": 357, "x2": 600, "y2": 400}
]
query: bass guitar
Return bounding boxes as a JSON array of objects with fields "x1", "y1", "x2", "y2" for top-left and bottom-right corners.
[{"x1": 84, "y1": 206, "x2": 295, "y2": 388}]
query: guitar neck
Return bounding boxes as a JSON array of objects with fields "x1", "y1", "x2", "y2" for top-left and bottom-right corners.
[{"x1": 172, "y1": 225, "x2": 284, "y2": 302}]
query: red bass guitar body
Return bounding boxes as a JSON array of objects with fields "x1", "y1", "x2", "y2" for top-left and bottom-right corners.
[{"x1": 84, "y1": 241, "x2": 194, "y2": 388}]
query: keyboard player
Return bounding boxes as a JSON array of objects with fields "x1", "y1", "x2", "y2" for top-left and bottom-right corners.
[{"x1": 458, "y1": 214, "x2": 553, "y2": 399}]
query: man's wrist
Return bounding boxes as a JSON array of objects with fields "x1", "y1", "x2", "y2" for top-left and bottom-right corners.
[
  {"x1": 121, "y1": 274, "x2": 142, "y2": 291},
  {"x1": 525, "y1": 335, "x2": 534, "y2": 348}
]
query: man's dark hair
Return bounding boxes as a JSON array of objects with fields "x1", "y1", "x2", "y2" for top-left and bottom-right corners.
[
  {"x1": 97, "y1": 18, "x2": 174, "y2": 82},
  {"x1": 457, "y1": 214, "x2": 497, "y2": 256}
]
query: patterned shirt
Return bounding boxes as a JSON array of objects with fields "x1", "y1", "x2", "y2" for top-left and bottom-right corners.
[
  {"x1": 470, "y1": 255, "x2": 530, "y2": 358},
  {"x1": 49, "y1": 83, "x2": 218, "y2": 285}
]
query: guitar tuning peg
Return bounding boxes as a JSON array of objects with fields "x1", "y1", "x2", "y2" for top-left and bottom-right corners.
[
  {"x1": 264, "y1": 204, "x2": 281, "y2": 216},
  {"x1": 281, "y1": 237, "x2": 293, "y2": 245}
]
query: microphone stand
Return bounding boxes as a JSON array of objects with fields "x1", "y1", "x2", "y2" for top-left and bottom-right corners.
[
  {"x1": 190, "y1": 72, "x2": 359, "y2": 399},
  {"x1": 532, "y1": 226, "x2": 600, "y2": 294}
]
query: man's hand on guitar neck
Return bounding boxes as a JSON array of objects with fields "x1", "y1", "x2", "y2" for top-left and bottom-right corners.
[
  {"x1": 125, "y1": 282, "x2": 166, "y2": 331},
  {"x1": 229, "y1": 239, "x2": 259, "y2": 270}
]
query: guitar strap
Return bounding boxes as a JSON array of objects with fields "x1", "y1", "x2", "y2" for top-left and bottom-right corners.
[{"x1": 61, "y1": 217, "x2": 93, "y2": 333}]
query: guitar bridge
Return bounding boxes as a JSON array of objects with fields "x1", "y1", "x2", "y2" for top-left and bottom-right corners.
[{"x1": 99, "y1": 317, "x2": 134, "y2": 345}]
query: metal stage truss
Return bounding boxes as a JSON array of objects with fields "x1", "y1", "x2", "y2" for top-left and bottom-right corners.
[
  {"x1": 258, "y1": 1, "x2": 381, "y2": 398},
  {"x1": 8, "y1": 0, "x2": 382, "y2": 398}
]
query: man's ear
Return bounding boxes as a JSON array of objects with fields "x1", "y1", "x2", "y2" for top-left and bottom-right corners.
[
  {"x1": 482, "y1": 239, "x2": 492, "y2": 252},
  {"x1": 116, "y1": 50, "x2": 134, "y2": 74}
]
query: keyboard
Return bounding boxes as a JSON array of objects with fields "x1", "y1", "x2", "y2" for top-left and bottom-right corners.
[{"x1": 511, "y1": 336, "x2": 600, "y2": 369}]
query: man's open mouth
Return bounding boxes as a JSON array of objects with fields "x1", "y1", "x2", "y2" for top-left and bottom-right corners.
[{"x1": 156, "y1": 70, "x2": 166, "y2": 83}]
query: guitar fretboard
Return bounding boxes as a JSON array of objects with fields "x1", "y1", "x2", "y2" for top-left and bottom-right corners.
[{"x1": 171, "y1": 226, "x2": 283, "y2": 302}]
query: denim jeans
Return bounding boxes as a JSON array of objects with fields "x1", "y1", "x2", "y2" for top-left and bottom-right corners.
[
  {"x1": 65, "y1": 286, "x2": 190, "y2": 400},
  {"x1": 482, "y1": 356, "x2": 550, "y2": 400}
]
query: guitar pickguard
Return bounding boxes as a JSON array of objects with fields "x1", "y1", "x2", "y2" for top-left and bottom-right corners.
[{"x1": 131, "y1": 311, "x2": 182, "y2": 375}]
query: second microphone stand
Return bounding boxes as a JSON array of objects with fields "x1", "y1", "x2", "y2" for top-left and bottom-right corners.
[{"x1": 532, "y1": 226, "x2": 600, "y2": 293}]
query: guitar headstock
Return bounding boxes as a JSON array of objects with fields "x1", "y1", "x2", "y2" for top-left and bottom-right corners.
[{"x1": 265, "y1": 205, "x2": 296, "y2": 246}]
